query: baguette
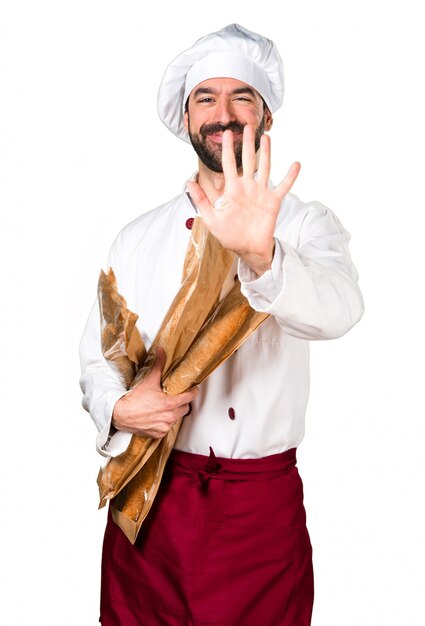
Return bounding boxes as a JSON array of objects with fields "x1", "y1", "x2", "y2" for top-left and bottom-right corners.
[{"x1": 95, "y1": 218, "x2": 269, "y2": 542}]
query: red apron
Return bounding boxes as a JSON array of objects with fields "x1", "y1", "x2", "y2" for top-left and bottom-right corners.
[{"x1": 100, "y1": 447, "x2": 314, "y2": 625}]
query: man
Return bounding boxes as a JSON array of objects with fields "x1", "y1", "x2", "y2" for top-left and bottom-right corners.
[{"x1": 80, "y1": 23, "x2": 364, "y2": 625}]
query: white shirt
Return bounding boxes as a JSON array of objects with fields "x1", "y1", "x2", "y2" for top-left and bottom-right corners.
[{"x1": 79, "y1": 176, "x2": 364, "y2": 459}]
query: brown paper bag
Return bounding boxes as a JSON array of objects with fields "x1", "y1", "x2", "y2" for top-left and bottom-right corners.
[
  {"x1": 97, "y1": 217, "x2": 269, "y2": 543},
  {"x1": 97, "y1": 219, "x2": 234, "y2": 506}
]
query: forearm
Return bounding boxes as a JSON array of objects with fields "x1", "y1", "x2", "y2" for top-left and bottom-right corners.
[
  {"x1": 238, "y1": 205, "x2": 364, "y2": 340},
  {"x1": 79, "y1": 297, "x2": 131, "y2": 457}
]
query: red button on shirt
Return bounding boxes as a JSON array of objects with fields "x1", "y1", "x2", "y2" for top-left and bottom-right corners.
[
  {"x1": 228, "y1": 407, "x2": 236, "y2": 420},
  {"x1": 185, "y1": 218, "x2": 194, "y2": 230}
]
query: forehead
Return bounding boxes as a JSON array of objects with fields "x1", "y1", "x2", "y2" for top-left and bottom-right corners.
[{"x1": 189, "y1": 77, "x2": 262, "y2": 100}]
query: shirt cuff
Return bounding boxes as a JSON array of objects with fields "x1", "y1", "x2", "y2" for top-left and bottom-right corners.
[
  {"x1": 95, "y1": 389, "x2": 132, "y2": 458},
  {"x1": 238, "y1": 238, "x2": 285, "y2": 308}
]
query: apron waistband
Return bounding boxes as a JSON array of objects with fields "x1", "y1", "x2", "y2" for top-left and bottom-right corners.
[{"x1": 168, "y1": 447, "x2": 297, "y2": 485}]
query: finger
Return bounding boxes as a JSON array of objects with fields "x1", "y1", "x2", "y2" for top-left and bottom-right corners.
[
  {"x1": 182, "y1": 386, "x2": 199, "y2": 404},
  {"x1": 275, "y1": 162, "x2": 301, "y2": 200},
  {"x1": 168, "y1": 386, "x2": 199, "y2": 408},
  {"x1": 186, "y1": 181, "x2": 212, "y2": 212},
  {"x1": 256, "y1": 133, "x2": 271, "y2": 186},
  {"x1": 160, "y1": 407, "x2": 188, "y2": 429},
  {"x1": 178, "y1": 403, "x2": 192, "y2": 418},
  {"x1": 222, "y1": 129, "x2": 238, "y2": 180},
  {"x1": 242, "y1": 124, "x2": 256, "y2": 179},
  {"x1": 186, "y1": 181, "x2": 215, "y2": 226}
]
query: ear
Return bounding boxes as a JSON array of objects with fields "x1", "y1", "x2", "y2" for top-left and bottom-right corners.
[
  {"x1": 183, "y1": 110, "x2": 189, "y2": 132},
  {"x1": 264, "y1": 107, "x2": 273, "y2": 132}
]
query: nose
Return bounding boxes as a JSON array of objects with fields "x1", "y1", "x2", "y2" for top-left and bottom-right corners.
[{"x1": 214, "y1": 99, "x2": 237, "y2": 126}]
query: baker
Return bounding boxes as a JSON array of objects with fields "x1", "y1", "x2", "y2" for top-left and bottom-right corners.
[{"x1": 80, "y1": 23, "x2": 364, "y2": 626}]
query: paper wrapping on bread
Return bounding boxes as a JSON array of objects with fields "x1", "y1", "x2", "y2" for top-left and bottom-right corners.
[
  {"x1": 97, "y1": 217, "x2": 269, "y2": 543},
  {"x1": 98, "y1": 270, "x2": 146, "y2": 386},
  {"x1": 98, "y1": 219, "x2": 233, "y2": 505}
]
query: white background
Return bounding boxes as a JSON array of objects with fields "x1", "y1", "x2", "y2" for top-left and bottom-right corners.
[{"x1": 1, "y1": 1, "x2": 424, "y2": 624}]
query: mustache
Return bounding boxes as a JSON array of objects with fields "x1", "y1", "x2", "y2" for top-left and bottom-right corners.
[{"x1": 200, "y1": 121, "x2": 245, "y2": 138}]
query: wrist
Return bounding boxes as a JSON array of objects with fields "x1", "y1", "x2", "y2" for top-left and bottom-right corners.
[
  {"x1": 239, "y1": 240, "x2": 275, "y2": 277},
  {"x1": 112, "y1": 394, "x2": 130, "y2": 431}
]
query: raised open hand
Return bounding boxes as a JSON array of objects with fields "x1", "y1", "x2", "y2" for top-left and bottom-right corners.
[{"x1": 186, "y1": 124, "x2": 300, "y2": 276}]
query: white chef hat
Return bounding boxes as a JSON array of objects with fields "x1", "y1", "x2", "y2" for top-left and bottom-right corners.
[{"x1": 157, "y1": 23, "x2": 284, "y2": 143}]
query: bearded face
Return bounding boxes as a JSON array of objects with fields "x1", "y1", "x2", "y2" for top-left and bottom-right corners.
[{"x1": 187, "y1": 115, "x2": 266, "y2": 173}]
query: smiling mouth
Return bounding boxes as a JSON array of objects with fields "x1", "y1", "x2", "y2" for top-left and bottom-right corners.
[
  {"x1": 207, "y1": 131, "x2": 242, "y2": 144},
  {"x1": 207, "y1": 132, "x2": 224, "y2": 144}
]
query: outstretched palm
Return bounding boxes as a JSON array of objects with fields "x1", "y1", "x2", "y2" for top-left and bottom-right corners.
[{"x1": 186, "y1": 124, "x2": 300, "y2": 276}]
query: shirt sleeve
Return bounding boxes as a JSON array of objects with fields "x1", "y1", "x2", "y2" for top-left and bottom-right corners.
[
  {"x1": 238, "y1": 202, "x2": 364, "y2": 340},
  {"x1": 79, "y1": 235, "x2": 133, "y2": 458}
]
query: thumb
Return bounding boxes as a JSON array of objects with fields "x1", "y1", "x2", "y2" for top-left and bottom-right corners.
[
  {"x1": 275, "y1": 161, "x2": 301, "y2": 201},
  {"x1": 186, "y1": 181, "x2": 214, "y2": 224}
]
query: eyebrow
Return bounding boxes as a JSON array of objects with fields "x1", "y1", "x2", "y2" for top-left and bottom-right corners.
[{"x1": 192, "y1": 86, "x2": 257, "y2": 99}]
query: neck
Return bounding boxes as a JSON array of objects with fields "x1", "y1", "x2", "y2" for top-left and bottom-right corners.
[{"x1": 197, "y1": 162, "x2": 226, "y2": 205}]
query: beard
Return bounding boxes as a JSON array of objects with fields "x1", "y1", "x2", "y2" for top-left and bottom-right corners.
[{"x1": 187, "y1": 116, "x2": 266, "y2": 173}]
